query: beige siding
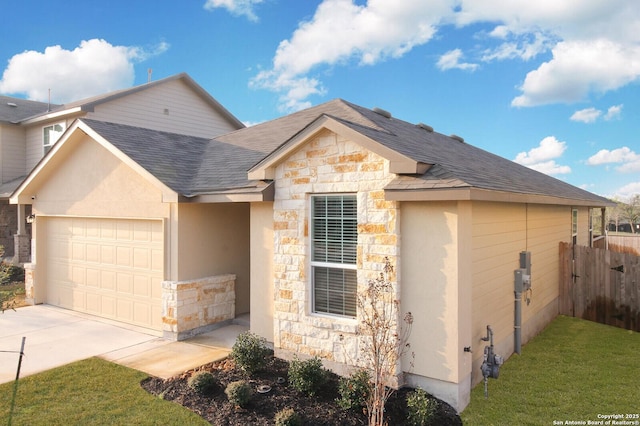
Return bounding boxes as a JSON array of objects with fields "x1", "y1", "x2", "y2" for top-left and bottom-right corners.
[
  {"x1": 24, "y1": 79, "x2": 239, "y2": 173},
  {"x1": 25, "y1": 118, "x2": 77, "y2": 174},
  {"x1": 176, "y1": 202, "x2": 251, "y2": 314},
  {"x1": 471, "y1": 202, "x2": 570, "y2": 383},
  {"x1": 0, "y1": 124, "x2": 26, "y2": 182},
  {"x1": 250, "y1": 202, "x2": 275, "y2": 342},
  {"x1": 89, "y1": 79, "x2": 238, "y2": 138}
]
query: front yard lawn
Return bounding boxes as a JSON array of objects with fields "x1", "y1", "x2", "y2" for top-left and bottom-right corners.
[
  {"x1": 461, "y1": 316, "x2": 640, "y2": 425},
  {"x1": 0, "y1": 357, "x2": 208, "y2": 425},
  {"x1": 1, "y1": 316, "x2": 637, "y2": 425}
]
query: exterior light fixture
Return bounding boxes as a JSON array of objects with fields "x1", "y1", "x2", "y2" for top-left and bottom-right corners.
[{"x1": 26, "y1": 214, "x2": 36, "y2": 224}]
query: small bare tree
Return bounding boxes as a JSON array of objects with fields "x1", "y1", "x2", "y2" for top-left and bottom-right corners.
[{"x1": 357, "y1": 257, "x2": 414, "y2": 426}]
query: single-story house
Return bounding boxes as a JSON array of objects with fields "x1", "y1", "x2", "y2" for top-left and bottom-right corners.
[{"x1": 11, "y1": 96, "x2": 612, "y2": 411}]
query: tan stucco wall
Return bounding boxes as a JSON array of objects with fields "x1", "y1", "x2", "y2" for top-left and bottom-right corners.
[
  {"x1": 176, "y1": 202, "x2": 250, "y2": 314},
  {"x1": 250, "y1": 202, "x2": 274, "y2": 342},
  {"x1": 30, "y1": 134, "x2": 169, "y2": 219},
  {"x1": 400, "y1": 201, "x2": 473, "y2": 410}
]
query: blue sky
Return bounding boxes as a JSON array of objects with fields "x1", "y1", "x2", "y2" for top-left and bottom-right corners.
[{"x1": 1, "y1": 0, "x2": 639, "y2": 200}]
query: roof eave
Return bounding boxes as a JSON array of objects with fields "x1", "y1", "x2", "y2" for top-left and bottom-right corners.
[
  {"x1": 183, "y1": 182, "x2": 275, "y2": 203},
  {"x1": 19, "y1": 106, "x2": 85, "y2": 125},
  {"x1": 384, "y1": 187, "x2": 615, "y2": 207}
]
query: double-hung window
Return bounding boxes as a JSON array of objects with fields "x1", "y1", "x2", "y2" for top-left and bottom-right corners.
[
  {"x1": 43, "y1": 123, "x2": 65, "y2": 155},
  {"x1": 311, "y1": 194, "x2": 357, "y2": 317}
]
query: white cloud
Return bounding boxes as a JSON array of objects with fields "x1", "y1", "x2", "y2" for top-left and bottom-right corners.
[
  {"x1": 587, "y1": 147, "x2": 640, "y2": 173},
  {"x1": 613, "y1": 182, "x2": 640, "y2": 200},
  {"x1": 251, "y1": 0, "x2": 451, "y2": 111},
  {"x1": 570, "y1": 104, "x2": 623, "y2": 123},
  {"x1": 0, "y1": 39, "x2": 168, "y2": 104},
  {"x1": 570, "y1": 108, "x2": 601, "y2": 123},
  {"x1": 437, "y1": 49, "x2": 478, "y2": 71},
  {"x1": 481, "y1": 31, "x2": 554, "y2": 62},
  {"x1": 253, "y1": 0, "x2": 640, "y2": 110},
  {"x1": 203, "y1": 0, "x2": 264, "y2": 22},
  {"x1": 604, "y1": 104, "x2": 623, "y2": 120},
  {"x1": 514, "y1": 136, "x2": 571, "y2": 175},
  {"x1": 511, "y1": 39, "x2": 640, "y2": 107}
]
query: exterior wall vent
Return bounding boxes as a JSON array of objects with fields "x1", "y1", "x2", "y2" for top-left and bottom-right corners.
[
  {"x1": 417, "y1": 123, "x2": 434, "y2": 132},
  {"x1": 373, "y1": 107, "x2": 392, "y2": 118},
  {"x1": 450, "y1": 134, "x2": 465, "y2": 143}
]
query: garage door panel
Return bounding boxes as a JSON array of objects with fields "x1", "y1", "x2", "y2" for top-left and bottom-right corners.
[
  {"x1": 46, "y1": 218, "x2": 164, "y2": 331},
  {"x1": 101, "y1": 271, "x2": 116, "y2": 291},
  {"x1": 116, "y1": 272, "x2": 133, "y2": 294},
  {"x1": 86, "y1": 244, "x2": 100, "y2": 262},
  {"x1": 86, "y1": 268, "x2": 99, "y2": 288},
  {"x1": 117, "y1": 299, "x2": 133, "y2": 322},
  {"x1": 116, "y1": 247, "x2": 132, "y2": 266},
  {"x1": 86, "y1": 292, "x2": 99, "y2": 313},
  {"x1": 72, "y1": 265, "x2": 85, "y2": 285}
]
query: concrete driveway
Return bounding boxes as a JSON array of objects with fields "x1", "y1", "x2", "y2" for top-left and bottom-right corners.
[{"x1": 0, "y1": 305, "x2": 245, "y2": 384}]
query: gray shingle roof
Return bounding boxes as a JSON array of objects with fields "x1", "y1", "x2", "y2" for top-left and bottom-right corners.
[
  {"x1": 0, "y1": 96, "x2": 57, "y2": 123},
  {"x1": 81, "y1": 119, "x2": 266, "y2": 196},
  {"x1": 82, "y1": 98, "x2": 610, "y2": 206}
]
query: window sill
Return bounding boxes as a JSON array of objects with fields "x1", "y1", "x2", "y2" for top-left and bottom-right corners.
[{"x1": 305, "y1": 312, "x2": 358, "y2": 334}]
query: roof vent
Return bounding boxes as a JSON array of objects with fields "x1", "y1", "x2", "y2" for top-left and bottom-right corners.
[
  {"x1": 450, "y1": 134, "x2": 465, "y2": 143},
  {"x1": 417, "y1": 122, "x2": 434, "y2": 132},
  {"x1": 373, "y1": 107, "x2": 392, "y2": 119},
  {"x1": 7, "y1": 102, "x2": 17, "y2": 107}
]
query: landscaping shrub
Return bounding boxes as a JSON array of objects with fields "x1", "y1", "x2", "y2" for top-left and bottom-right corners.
[
  {"x1": 187, "y1": 371, "x2": 219, "y2": 396},
  {"x1": 225, "y1": 380, "x2": 252, "y2": 408},
  {"x1": 230, "y1": 331, "x2": 270, "y2": 375},
  {"x1": 406, "y1": 387, "x2": 438, "y2": 426},
  {"x1": 337, "y1": 368, "x2": 371, "y2": 410},
  {"x1": 287, "y1": 356, "x2": 327, "y2": 396},
  {"x1": 0, "y1": 262, "x2": 24, "y2": 285},
  {"x1": 274, "y1": 407, "x2": 303, "y2": 426}
]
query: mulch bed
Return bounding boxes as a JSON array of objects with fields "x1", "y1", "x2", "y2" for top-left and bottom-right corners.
[{"x1": 141, "y1": 355, "x2": 462, "y2": 425}]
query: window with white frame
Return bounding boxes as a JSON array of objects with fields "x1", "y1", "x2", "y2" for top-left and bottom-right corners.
[
  {"x1": 311, "y1": 194, "x2": 357, "y2": 317},
  {"x1": 43, "y1": 123, "x2": 65, "y2": 154}
]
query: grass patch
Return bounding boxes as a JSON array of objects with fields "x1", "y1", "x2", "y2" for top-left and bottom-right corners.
[
  {"x1": 461, "y1": 316, "x2": 640, "y2": 425},
  {"x1": 0, "y1": 358, "x2": 208, "y2": 425}
]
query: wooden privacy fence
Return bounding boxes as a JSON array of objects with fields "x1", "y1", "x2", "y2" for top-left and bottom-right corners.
[{"x1": 559, "y1": 242, "x2": 640, "y2": 331}]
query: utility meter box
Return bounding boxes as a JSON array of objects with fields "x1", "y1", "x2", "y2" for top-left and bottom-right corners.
[{"x1": 514, "y1": 269, "x2": 531, "y2": 293}]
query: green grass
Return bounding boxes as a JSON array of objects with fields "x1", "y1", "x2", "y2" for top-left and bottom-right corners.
[
  {"x1": 461, "y1": 316, "x2": 640, "y2": 425},
  {"x1": 0, "y1": 357, "x2": 208, "y2": 425}
]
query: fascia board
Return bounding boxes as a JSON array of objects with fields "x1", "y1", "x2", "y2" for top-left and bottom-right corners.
[
  {"x1": 384, "y1": 187, "x2": 616, "y2": 207},
  {"x1": 19, "y1": 107, "x2": 85, "y2": 125}
]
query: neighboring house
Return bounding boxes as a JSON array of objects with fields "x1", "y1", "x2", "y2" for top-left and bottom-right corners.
[
  {"x1": 11, "y1": 97, "x2": 612, "y2": 412},
  {"x1": 1, "y1": 73, "x2": 243, "y2": 261}
]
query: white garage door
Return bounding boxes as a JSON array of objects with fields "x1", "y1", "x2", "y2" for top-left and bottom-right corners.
[{"x1": 44, "y1": 217, "x2": 164, "y2": 331}]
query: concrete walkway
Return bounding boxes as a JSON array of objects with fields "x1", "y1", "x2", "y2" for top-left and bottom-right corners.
[{"x1": 0, "y1": 305, "x2": 247, "y2": 384}]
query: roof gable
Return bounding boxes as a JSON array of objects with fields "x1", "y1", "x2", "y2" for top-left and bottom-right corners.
[
  {"x1": 17, "y1": 73, "x2": 244, "y2": 130},
  {"x1": 11, "y1": 120, "x2": 179, "y2": 204}
]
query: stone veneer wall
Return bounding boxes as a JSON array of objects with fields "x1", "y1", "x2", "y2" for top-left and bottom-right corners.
[
  {"x1": 273, "y1": 129, "x2": 400, "y2": 370},
  {"x1": 162, "y1": 273, "x2": 236, "y2": 340}
]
